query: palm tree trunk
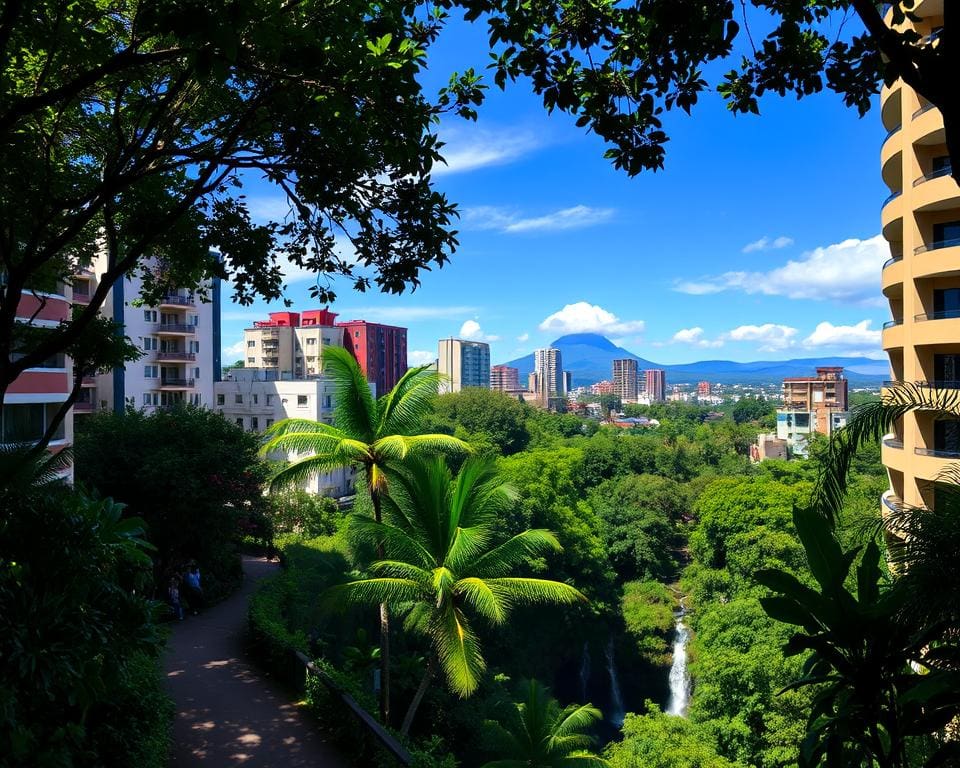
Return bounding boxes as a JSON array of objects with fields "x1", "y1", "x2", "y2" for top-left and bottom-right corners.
[
  {"x1": 372, "y1": 489, "x2": 391, "y2": 726},
  {"x1": 400, "y1": 656, "x2": 434, "y2": 737}
]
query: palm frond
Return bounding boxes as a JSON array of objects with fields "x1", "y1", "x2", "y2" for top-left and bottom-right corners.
[
  {"x1": 470, "y1": 530, "x2": 564, "y2": 578},
  {"x1": 482, "y1": 578, "x2": 586, "y2": 607},
  {"x1": 455, "y1": 577, "x2": 512, "y2": 624},
  {"x1": 433, "y1": 606, "x2": 486, "y2": 697},
  {"x1": 446, "y1": 524, "x2": 497, "y2": 572},
  {"x1": 813, "y1": 382, "x2": 960, "y2": 525},
  {"x1": 373, "y1": 433, "x2": 471, "y2": 464},
  {"x1": 322, "y1": 345, "x2": 377, "y2": 441},
  {"x1": 347, "y1": 514, "x2": 436, "y2": 570},
  {"x1": 551, "y1": 703, "x2": 604, "y2": 739},
  {"x1": 323, "y1": 577, "x2": 422, "y2": 610},
  {"x1": 554, "y1": 754, "x2": 610, "y2": 767},
  {"x1": 377, "y1": 365, "x2": 446, "y2": 436},
  {"x1": 370, "y1": 559, "x2": 432, "y2": 585}
]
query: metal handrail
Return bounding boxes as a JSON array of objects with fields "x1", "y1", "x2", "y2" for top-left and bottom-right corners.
[
  {"x1": 883, "y1": 123, "x2": 902, "y2": 143},
  {"x1": 914, "y1": 236, "x2": 960, "y2": 255},
  {"x1": 913, "y1": 165, "x2": 954, "y2": 187},
  {"x1": 914, "y1": 310, "x2": 960, "y2": 322},
  {"x1": 156, "y1": 322, "x2": 195, "y2": 333},
  {"x1": 882, "y1": 254, "x2": 903, "y2": 269},
  {"x1": 882, "y1": 190, "x2": 902, "y2": 208},
  {"x1": 912, "y1": 102, "x2": 936, "y2": 120},
  {"x1": 154, "y1": 351, "x2": 196, "y2": 361},
  {"x1": 882, "y1": 319, "x2": 903, "y2": 329},
  {"x1": 915, "y1": 446, "x2": 960, "y2": 459},
  {"x1": 882, "y1": 437, "x2": 904, "y2": 449},
  {"x1": 160, "y1": 294, "x2": 195, "y2": 306},
  {"x1": 917, "y1": 380, "x2": 960, "y2": 389},
  {"x1": 159, "y1": 377, "x2": 195, "y2": 387}
]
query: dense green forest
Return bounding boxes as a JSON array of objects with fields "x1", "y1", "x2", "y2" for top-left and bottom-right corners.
[{"x1": 254, "y1": 387, "x2": 888, "y2": 767}]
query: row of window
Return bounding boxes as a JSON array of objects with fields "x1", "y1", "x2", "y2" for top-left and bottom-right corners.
[
  {"x1": 229, "y1": 416, "x2": 274, "y2": 431},
  {"x1": 142, "y1": 393, "x2": 202, "y2": 406},
  {"x1": 0, "y1": 403, "x2": 65, "y2": 444},
  {"x1": 214, "y1": 392, "x2": 332, "y2": 408},
  {"x1": 143, "y1": 338, "x2": 201, "y2": 352}
]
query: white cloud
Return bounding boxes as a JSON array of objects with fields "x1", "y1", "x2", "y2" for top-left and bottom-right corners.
[
  {"x1": 434, "y1": 126, "x2": 542, "y2": 176},
  {"x1": 462, "y1": 205, "x2": 615, "y2": 234},
  {"x1": 223, "y1": 337, "x2": 246, "y2": 360},
  {"x1": 459, "y1": 319, "x2": 500, "y2": 342},
  {"x1": 409, "y1": 350, "x2": 436, "y2": 366},
  {"x1": 538, "y1": 302, "x2": 645, "y2": 336},
  {"x1": 726, "y1": 323, "x2": 798, "y2": 352},
  {"x1": 335, "y1": 305, "x2": 477, "y2": 322},
  {"x1": 675, "y1": 234, "x2": 888, "y2": 305},
  {"x1": 803, "y1": 320, "x2": 882, "y2": 354},
  {"x1": 516, "y1": 332, "x2": 529, "y2": 342},
  {"x1": 670, "y1": 327, "x2": 723, "y2": 348},
  {"x1": 742, "y1": 235, "x2": 794, "y2": 253}
]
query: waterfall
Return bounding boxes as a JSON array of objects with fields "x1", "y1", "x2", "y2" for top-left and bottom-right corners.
[
  {"x1": 666, "y1": 599, "x2": 691, "y2": 717},
  {"x1": 604, "y1": 638, "x2": 625, "y2": 726},
  {"x1": 579, "y1": 642, "x2": 591, "y2": 702}
]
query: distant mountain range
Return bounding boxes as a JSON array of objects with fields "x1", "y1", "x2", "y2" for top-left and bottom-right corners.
[{"x1": 500, "y1": 333, "x2": 887, "y2": 387}]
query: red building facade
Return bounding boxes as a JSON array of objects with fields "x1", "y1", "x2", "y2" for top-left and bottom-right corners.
[{"x1": 336, "y1": 320, "x2": 408, "y2": 397}]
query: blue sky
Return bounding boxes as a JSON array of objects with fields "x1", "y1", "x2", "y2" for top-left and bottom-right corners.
[{"x1": 222, "y1": 13, "x2": 890, "y2": 369}]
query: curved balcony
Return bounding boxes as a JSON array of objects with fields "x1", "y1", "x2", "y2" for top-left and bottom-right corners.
[
  {"x1": 911, "y1": 311, "x2": 960, "y2": 347},
  {"x1": 881, "y1": 255, "x2": 904, "y2": 298},
  {"x1": 881, "y1": 489, "x2": 903, "y2": 516},
  {"x1": 155, "y1": 323, "x2": 195, "y2": 336},
  {"x1": 913, "y1": 239, "x2": 960, "y2": 279},
  {"x1": 911, "y1": 101, "x2": 945, "y2": 147},
  {"x1": 881, "y1": 437, "x2": 909, "y2": 472},
  {"x1": 880, "y1": 79, "x2": 901, "y2": 114},
  {"x1": 882, "y1": 319, "x2": 904, "y2": 351},
  {"x1": 882, "y1": 435, "x2": 904, "y2": 449},
  {"x1": 159, "y1": 377, "x2": 195, "y2": 390},
  {"x1": 912, "y1": 172, "x2": 960, "y2": 215},
  {"x1": 881, "y1": 132, "x2": 903, "y2": 190},
  {"x1": 881, "y1": 190, "x2": 904, "y2": 241}
]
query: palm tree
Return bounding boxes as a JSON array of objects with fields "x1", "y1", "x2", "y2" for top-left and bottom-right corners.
[
  {"x1": 482, "y1": 679, "x2": 608, "y2": 768},
  {"x1": 262, "y1": 345, "x2": 470, "y2": 724},
  {"x1": 327, "y1": 457, "x2": 587, "y2": 735},
  {"x1": 812, "y1": 381, "x2": 960, "y2": 631}
]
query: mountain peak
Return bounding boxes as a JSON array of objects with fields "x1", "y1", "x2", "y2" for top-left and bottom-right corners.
[{"x1": 550, "y1": 332, "x2": 620, "y2": 351}]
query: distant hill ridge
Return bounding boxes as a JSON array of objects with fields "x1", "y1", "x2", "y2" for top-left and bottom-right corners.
[{"x1": 500, "y1": 333, "x2": 886, "y2": 387}]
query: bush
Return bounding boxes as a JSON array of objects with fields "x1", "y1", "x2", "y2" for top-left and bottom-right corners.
[
  {"x1": 0, "y1": 465, "x2": 169, "y2": 768},
  {"x1": 268, "y1": 490, "x2": 345, "y2": 538},
  {"x1": 621, "y1": 581, "x2": 677, "y2": 665}
]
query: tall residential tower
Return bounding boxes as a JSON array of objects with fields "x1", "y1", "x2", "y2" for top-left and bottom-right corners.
[{"x1": 438, "y1": 338, "x2": 491, "y2": 393}]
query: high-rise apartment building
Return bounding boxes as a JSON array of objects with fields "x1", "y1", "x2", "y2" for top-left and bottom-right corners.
[
  {"x1": 77, "y1": 255, "x2": 220, "y2": 414},
  {"x1": 612, "y1": 358, "x2": 638, "y2": 401},
  {"x1": 243, "y1": 310, "x2": 344, "y2": 378},
  {"x1": 698, "y1": 381, "x2": 712, "y2": 397},
  {"x1": 438, "y1": 338, "x2": 491, "y2": 393},
  {"x1": 879, "y1": 0, "x2": 956, "y2": 514},
  {"x1": 777, "y1": 367, "x2": 849, "y2": 457},
  {"x1": 337, "y1": 319, "x2": 407, "y2": 397},
  {"x1": 533, "y1": 347, "x2": 564, "y2": 396},
  {"x1": 490, "y1": 364, "x2": 520, "y2": 393},
  {"x1": 643, "y1": 369, "x2": 666, "y2": 402},
  {"x1": 2, "y1": 281, "x2": 74, "y2": 481}
]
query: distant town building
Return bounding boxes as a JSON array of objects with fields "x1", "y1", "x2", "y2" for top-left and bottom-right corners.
[
  {"x1": 697, "y1": 381, "x2": 712, "y2": 397},
  {"x1": 490, "y1": 364, "x2": 521, "y2": 393},
  {"x1": 612, "y1": 358, "x2": 639, "y2": 401},
  {"x1": 752, "y1": 433, "x2": 789, "y2": 462},
  {"x1": 215, "y1": 368, "x2": 354, "y2": 497},
  {"x1": 437, "y1": 338, "x2": 490, "y2": 393},
  {"x1": 531, "y1": 347, "x2": 567, "y2": 410},
  {"x1": 337, "y1": 319, "x2": 407, "y2": 396},
  {"x1": 776, "y1": 366, "x2": 850, "y2": 456},
  {"x1": 643, "y1": 369, "x2": 666, "y2": 402},
  {"x1": 244, "y1": 309, "x2": 343, "y2": 379},
  {"x1": 591, "y1": 380, "x2": 615, "y2": 396},
  {"x1": 562, "y1": 371, "x2": 573, "y2": 394}
]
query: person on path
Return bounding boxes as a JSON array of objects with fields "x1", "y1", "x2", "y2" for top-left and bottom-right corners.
[
  {"x1": 168, "y1": 576, "x2": 184, "y2": 620},
  {"x1": 184, "y1": 562, "x2": 203, "y2": 615}
]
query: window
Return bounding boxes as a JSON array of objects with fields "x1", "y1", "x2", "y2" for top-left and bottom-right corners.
[
  {"x1": 935, "y1": 354, "x2": 960, "y2": 384},
  {"x1": 236, "y1": 417, "x2": 244, "y2": 428},
  {"x1": 188, "y1": 340, "x2": 200, "y2": 353},
  {"x1": 934, "y1": 419, "x2": 960, "y2": 455},
  {"x1": 216, "y1": 394, "x2": 225, "y2": 405},
  {"x1": 143, "y1": 310, "x2": 157, "y2": 322},
  {"x1": 933, "y1": 288, "x2": 960, "y2": 319},
  {"x1": 933, "y1": 221, "x2": 960, "y2": 248},
  {"x1": 142, "y1": 337, "x2": 158, "y2": 351},
  {"x1": 193, "y1": 367, "x2": 200, "y2": 378},
  {"x1": 247, "y1": 357, "x2": 255, "y2": 364},
  {"x1": 933, "y1": 155, "x2": 952, "y2": 174},
  {"x1": 251, "y1": 417, "x2": 259, "y2": 431},
  {"x1": 144, "y1": 365, "x2": 158, "y2": 378},
  {"x1": 252, "y1": 394, "x2": 258, "y2": 404},
  {"x1": 266, "y1": 419, "x2": 274, "y2": 428},
  {"x1": 247, "y1": 340, "x2": 256, "y2": 347},
  {"x1": 190, "y1": 315, "x2": 199, "y2": 326},
  {"x1": 794, "y1": 413, "x2": 810, "y2": 429},
  {"x1": 355, "y1": 331, "x2": 360, "y2": 338},
  {"x1": 143, "y1": 393, "x2": 152, "y2": 406},
  {"x1": 323, "y1": 395, "x2": 332, "y2": 408},
  {"x1": 265, "y1": 394, "x2": 274, "y2": 406},
  {"x1": 235, "y1": 394, "x2": 243, "y2": 404},
  {"x1": 297, "y1": 395, "x2": 308, "y2": 407},
  {"x1": 306, "y1": 337, "x2": 317, "y2": 345}
]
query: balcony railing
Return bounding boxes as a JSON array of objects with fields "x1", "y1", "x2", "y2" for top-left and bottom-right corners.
[
  {"x1": 160, "y1": 293, "x2": 195, "y2": 306},
  {"x1": 882, "y1": 380, "x2": 900, "y2": 387},
  {"x1": 915, "y1": 446, "x2": 960, "y2": 459},
  {"x1": 73, "y1": 402, "x2": 94, "y2": 413},
  {"x1": 154, "y1": 351, "x2": 196, "y2": 361},
  {"x1": 155, "y1": 323, "x2": 195, "y2": 334},
  {"x1": 912, "y1": 102, "x2": 936, "y2": 120},
  {"x1": 917, "y1": 380, "x2": 960, "y2": 390},
  {"x1": 882, "y1": 254, "x2": 903, "y2": 269},
  {"x1": 913, "y1": 165, "x2": 954, "y2": 187},
  {"x1": 159, "y1": 378, "x2": 195, "y2": 388},
  {"x1": 882, "y1": 123, "x2": 902, "y2": 144},
  {"x1": 914, "y1": 310, "x2": 960, "y2": 322},
  {"x1": 882, "y1": 436, "x2": 904, "y2": 449},
  {"x1": 882, "y1": 319, "x2": 903, "y2": 329},
  {"x1": 881, "y1": 190, "x2": 902, "y2": 209},
  {"x1": 881, "y1": 492, "x2": 903, "y2": 515},
  {"x1": 915, "y1": 236, "x2": 960, "y2": 255}
]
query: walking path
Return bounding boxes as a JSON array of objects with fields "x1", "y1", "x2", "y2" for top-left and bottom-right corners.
[{"x1": 164, "y1": 556, "x2": 347, "y2": 767}]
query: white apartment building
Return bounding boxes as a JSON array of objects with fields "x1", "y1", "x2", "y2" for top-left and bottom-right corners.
[
  {"x1": 214, "y1": 369, "x2": 355, "y2": 498},
  {"x1": 242, "y1": 309, "x2": 344, "y2": 378},
  {"x1": 73, "y1": 255, "x2": 220, "y2": 415}
]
